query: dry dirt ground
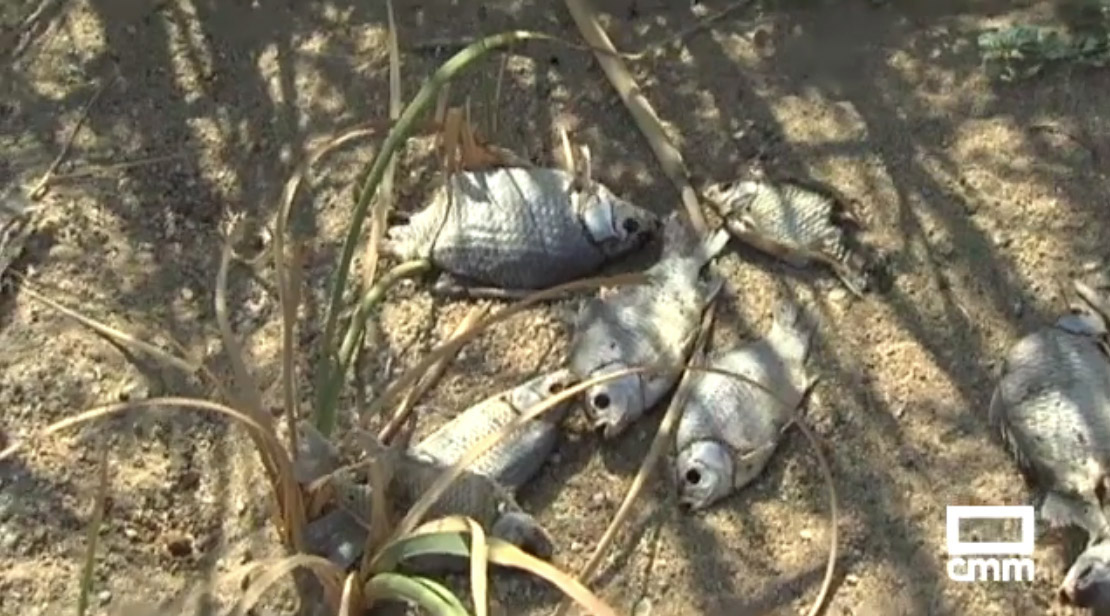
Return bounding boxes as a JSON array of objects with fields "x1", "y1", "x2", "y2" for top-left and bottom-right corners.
[{"x1": 2, "y1": 0, "x2": 1110, "y2": 615}]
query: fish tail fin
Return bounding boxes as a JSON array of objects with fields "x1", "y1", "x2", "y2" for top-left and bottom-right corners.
[
  {"x1": 293, "y1": 420, "x2": 343, "y2": 484},
  {"x1": 769, "y1": 296, "x2": 818, "y2": 364}
]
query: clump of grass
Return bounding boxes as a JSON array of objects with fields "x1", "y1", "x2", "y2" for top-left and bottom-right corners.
[
  {"x1": 978, "y1": 1, "x2": 1110, "y2": 81},
  {"x1": 0, "y1": 14, "x2": 642, "y2": 616}
]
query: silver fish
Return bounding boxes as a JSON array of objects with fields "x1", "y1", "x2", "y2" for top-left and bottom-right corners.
[
  {"x1": 410, "y1": 369, "x2": 578, "y2": 491},
  {"x1": 384, "y1": 166, "x2": 661, "y2": 299},
  {"x1": 989, "y1": 283, "x2": 1110, "y2": 539},
  {"x1": 568, "y1": 213, "x2": 730, "y2": 439},
  {"x1": 1060, "y1": 537, "x2": 1110, "y2": 611},
  {"x1": 701, "y1": 177, "x2": 875, "y2": 296},
  {"x1": 674, "y1": 297, "x2": 818, "y2": 512},
  {"x1": 296, "y1": 422, "x2": 554, "y2": 570}
]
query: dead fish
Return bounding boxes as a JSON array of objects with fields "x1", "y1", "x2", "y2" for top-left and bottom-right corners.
[
  {"x1": 989, "y1": 283, "x2": 1110, "y2": 539},
  {"x1": 410, "y1": 369, "x2": 578, "y2": 491},
  {"x1": 384, "y1": 165, "x2": 661, "y2": 299},
  {"x1": 296, "y1": 422, "x2": 554, "y2": 570},
  {"x1": 568, "y1": 213, "x2": 730, "y2": 439},
  {"x1": 701, "y1": 176, "x2": 875, "y2": 296},
  {"x1": 674, "y1": 297, "x2": 818, "y2": 512},
  {"x1": 1060, "y1": 537, "x2": 1110, "y2": 612}
]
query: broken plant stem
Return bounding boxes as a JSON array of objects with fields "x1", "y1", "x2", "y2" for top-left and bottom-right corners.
[
  {"x1": 30, "y1": 75, "x2": 116, "y2": 200},
  {"x1": 321, "y1": 30, "x2": 555, "y2": 437},
  {"x1": 378, "y1": 305, "x2": 487, "y2": 445},
  {"x1": 317, "y1": 259, "x2": 432, "y2": 436},
  {"x1": 563, "y1": 0, "x2": 707, "y2": 234}
]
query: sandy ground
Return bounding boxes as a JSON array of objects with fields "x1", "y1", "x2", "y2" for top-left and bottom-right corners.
[{"x1": 2, "y1": 0, "x2": 1109, "y2": 615}]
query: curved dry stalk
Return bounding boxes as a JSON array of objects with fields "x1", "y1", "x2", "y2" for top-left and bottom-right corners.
[
  {"x1": 338, "y1": 572, "x2": 360, "y2": 616},
  {"x1": 563, "y1": 0, "x2": 707, "y2": 235},
  {"x1": 75, "y1": 437, "x2": 110, "y2": 616},
  {"x1": 0, "y1": 397, "x2": 275, "y2": 462},
  {"x1": 465, "y1": 517, "x2": 491, "y2": 616},
  {"x1": 379, "y1": 305, "x2": 487, "y2": 444},
  {"x1": 19, "y1": 281, "x2": 203, "y2": 378},
  {"x1": 232, "y1": 554, "x2": 345, "y2": 616},
  {"x1": 365, "y1": 272, "x2": 647, "y2": 422}
]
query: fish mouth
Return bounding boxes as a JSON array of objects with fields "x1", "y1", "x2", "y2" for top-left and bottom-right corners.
[{"x1": 592, "y1": 419, "x2": 623, "y2": 440}]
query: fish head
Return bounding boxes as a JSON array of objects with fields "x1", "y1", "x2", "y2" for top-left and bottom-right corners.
[
  {"x1": 576, "y1": 183, "x2": 660, "y2": 256},
  {"x1": 491, "y1": 509, "x2": 555, "y2": 561},
  {"x1": 675, "y1": 439, "x2": 734, "y2": 512},
  {"x1": 1060, "y1": 537, "x2": 1110, "y2": 610},
  {"x1": 581, "y1": 367, "x2": 646, "y2": 440},
  {"x1": 701, "y1": 179, "x2": 761, "y2": 217},
  {"x1": 508, "y1": 368, "x2": 579, "y2": 423}
]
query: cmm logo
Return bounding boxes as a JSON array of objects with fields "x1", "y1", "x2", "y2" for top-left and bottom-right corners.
[{"x1": 945, "y1": 505, "x2": 1036, "y2": 583}]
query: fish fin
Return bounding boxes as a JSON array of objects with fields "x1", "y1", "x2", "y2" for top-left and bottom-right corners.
[
  {"x1": 293, "y1": 420, "x2": 343, "y2": 484},
  {"x1": 769, "y1": 296, "x2": 819, "y2": 363},
  {"x1": 1039, "y1": 492, "x2": 1109, "y2": 535}
]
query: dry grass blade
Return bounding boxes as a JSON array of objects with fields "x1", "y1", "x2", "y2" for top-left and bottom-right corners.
[
  {"x1": 0, "y1": 396, "x2": 277, "y2": 462},
  {"x1": 216, "y1": 225, "x2": 268, "y2": 422},
  {"x1": 217, "y1": 224, "x2": 309, "y2": 550},
  {"x1": 277, "y1": 239, "x2": 304, "y2": 455},
  {"x1": 465, "y1": 517, "x2": 491, "y2": 616},
  {"x1": 362, "y1": 0, "x2": 403, "y2": 290},
  {"x1": 366, "y1": 272, "x2": 647, "y2": 421},
  {"x1": 30, "y1": 75, "x2": 116, "y2": 200},
  {"x1": 361, "y1": 447, "x2": 397, "y2": 564},
  {"x1": 562, "y1": 0, "x2": 707, "y2": 234},
  {"x1": 379, "y1": 305, "x2": 487, "y2": 444},
  {"x1": 338, "y1": 572, "x2": 361, "y2": 616},
  {"x1": 75, "y1": 436, "x2": 109, "y2": 616},
  {"x1": 19, "y1": 282, "x2": 201, "y2": 376},
  {"x1": 232, "y1": 554, "x2": 345, "y2": 616}
]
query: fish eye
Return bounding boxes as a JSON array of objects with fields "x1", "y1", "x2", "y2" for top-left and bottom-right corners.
[
  {"x1": 592, "y1": 393, "x2": 611, "y2": 409},
  {"x1": 622, "y1": 218, "x2": 640, "y2": 234},
  {"x1": 685, "y1": 468, "x2": 701, "y2": 485}
]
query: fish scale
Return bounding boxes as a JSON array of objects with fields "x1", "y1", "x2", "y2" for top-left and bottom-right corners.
[
  {"x1": 385, "y1": 166, "x2": 660, "y2": 291},
  {"x1": 751, "y1": 182, "x2": 854, "y2": 265},
  {"x1": 409, "y1": 369, "x2": 577, "y2": 491},
  {"x1": 989, "y1": 312, "x2": 1110, "y2": 538},
  {"x1": 674, "y1": 298, "x2": 817, "y2": 511}
]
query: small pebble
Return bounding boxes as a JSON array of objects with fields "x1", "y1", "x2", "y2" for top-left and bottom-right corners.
[
  {"x1": 98, "y1": 590, "x2": 112, "y2": 605},
  {"x1": 632, "y1": 597, "x2": 652, "y2": 616},
  {"x1": 799, "y1": 528, "x2": 814, "y2": 540},
  {"x1": 828, "y1": 287, "x2": 849, "y2": 303}
]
